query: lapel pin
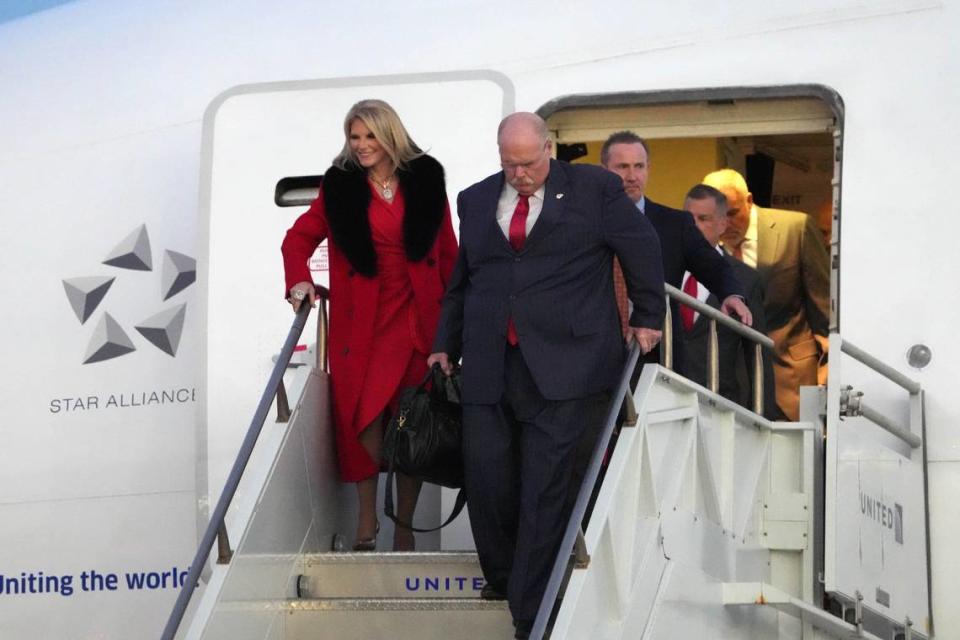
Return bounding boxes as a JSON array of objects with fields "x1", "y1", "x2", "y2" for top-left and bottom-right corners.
[{"x1": 556, "y1": 193, "x2": 564, "y2": 199}]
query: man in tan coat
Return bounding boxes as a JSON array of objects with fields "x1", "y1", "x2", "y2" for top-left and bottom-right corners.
[{"x1": 703, "y1": 169, "x2": 830, "y2": 421}]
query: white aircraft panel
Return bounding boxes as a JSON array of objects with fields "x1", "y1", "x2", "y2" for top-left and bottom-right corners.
[{"x1": 824, "y1": 335, "x2": 930, "y2": 635}]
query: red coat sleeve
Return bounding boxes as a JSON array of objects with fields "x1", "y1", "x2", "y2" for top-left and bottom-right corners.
[
  {"x1": 437, "y1": 200, "x2": 458, "y2": 287},
  {"x1": 281, "y1": 192, "x2": 328, "y2": 297}
]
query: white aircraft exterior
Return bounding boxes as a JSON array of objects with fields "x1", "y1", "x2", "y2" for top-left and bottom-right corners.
[{"x1": 1, "y1": 1, "x2": 956, "y2": 638}]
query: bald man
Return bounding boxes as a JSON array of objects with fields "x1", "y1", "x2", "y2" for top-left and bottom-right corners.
[
  {"x1": 702, "y1": 168, "x2": 830, "y2": 421},
  {"x1": 430, "y1": 113, "x2": 664, "y2": 638}
]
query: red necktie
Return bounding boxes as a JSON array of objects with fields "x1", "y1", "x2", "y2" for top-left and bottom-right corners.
[
  {"x1": 680, "y1": 274, "x2": 698, "y2": 332},
  {"x1": 507, "y1": 195, "x2": 530, "y2": 345}
]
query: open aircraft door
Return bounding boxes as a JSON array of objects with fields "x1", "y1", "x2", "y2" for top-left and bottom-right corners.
[
  {"x1": 198, "y1": 71, "x2": 514, "y2": 549},
  {"x1": 823, "y1": 334, "x2": 932, "y2": 638}
]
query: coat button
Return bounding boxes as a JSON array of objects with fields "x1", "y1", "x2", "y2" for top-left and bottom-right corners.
[
  {"x1": 514, "y1": 257, "x2": 521, "y2": 263},
  {"x1": 427, "y1": 257, "x2": 436, "y2": 266},
  {"x1": 348, "y1": 269, "x2": 356, "y2": 277},
  {"x1": 343, "y1": 347, "x2": 349, "y2": 356}
]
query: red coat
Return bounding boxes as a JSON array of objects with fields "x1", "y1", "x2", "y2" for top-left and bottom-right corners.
[{"x1": 282, "y1": 155, "x2": 457, "y2": 480}]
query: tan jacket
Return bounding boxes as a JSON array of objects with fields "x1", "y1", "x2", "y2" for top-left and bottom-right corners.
[{"x1": 755, "y1": 207, "x2": 830, "y2": 421}]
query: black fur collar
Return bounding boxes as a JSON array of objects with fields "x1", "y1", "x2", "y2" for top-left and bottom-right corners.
[{"x1": 322, "y1": 154, "x2": 446, "y2": 277}]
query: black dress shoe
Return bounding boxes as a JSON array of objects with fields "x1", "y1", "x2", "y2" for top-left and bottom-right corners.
[
  {"x1": 480, "y1": 582, "x2": 506, "y2": 600},
  {"x1": 513, "y1": 620, "x2": 532, "y2": 639}
]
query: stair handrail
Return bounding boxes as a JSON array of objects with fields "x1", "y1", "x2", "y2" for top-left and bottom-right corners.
[
  {"x1": 661, "y1": 283, "x2": 773, "y2": 415},
  {"x1": 530, "y1": 342, "x2": 640, "y2": 640},
  {"x1": 160, "y1": 285, "x2": 329, "y2": 640}
]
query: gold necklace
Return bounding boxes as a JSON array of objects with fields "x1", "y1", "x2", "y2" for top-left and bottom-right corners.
[{"x1": 371, "y1": 172, "x2": 395, "y2": 199}]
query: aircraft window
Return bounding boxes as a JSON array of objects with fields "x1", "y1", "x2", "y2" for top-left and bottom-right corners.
[{"x1": 275, "y1": 175, "x2": 322, "y2": 207}]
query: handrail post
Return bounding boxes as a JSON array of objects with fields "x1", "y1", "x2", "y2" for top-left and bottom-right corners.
[
  {"x1": 216, "y1": 522, "x2": 233, "y2": 564},
  {"x1": 275, "y1": 379, "x2": 291, "y2": 422},
  {"x1": 316, "y1": 294, "x2": 328, "y2": 373},
  {"x1": 661, "y1": 294, "x2": 673, "y2": 371},
  {"x1": 753, "y1": 343, "x2": 765, "y2": 416},
  {"x1": 707, "y1": 318, "x2": 719, "y2": 393},
  {"x1": 573, "y1": 528, "x2": 590, "y2": 569},
  {"x1": 621, "y1": 394, "x2": 638, "y2": 427}
]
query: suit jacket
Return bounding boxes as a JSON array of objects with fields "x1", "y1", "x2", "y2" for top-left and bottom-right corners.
[
  {"x1": 682, "y1": 253, "x2": 778, "y2": 419},
  {"x1": 754, "y1": 206, "x2": 830, "y2": 421},
  {"x1": 434, "y1": 160, "x2": 665, "y2": 404},
  {"x1": 643, "y1": 198, "x2": 744, "y2": 374}
]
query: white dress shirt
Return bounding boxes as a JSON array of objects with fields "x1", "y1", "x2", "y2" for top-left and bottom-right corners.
[
  {"x1": 739, "y1": 205, "x2": 759, "y2": 268},
  {"x1": 635, "y1": 196, "x2": 646, "y2": 214},
  {"x1": 496, "y1": 183, "x2": 545, "y2": 240}
]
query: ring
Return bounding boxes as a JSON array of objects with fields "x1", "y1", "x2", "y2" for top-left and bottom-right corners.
[{"x1": 292, "y1": 290, "x2": 306, "y2": 300}]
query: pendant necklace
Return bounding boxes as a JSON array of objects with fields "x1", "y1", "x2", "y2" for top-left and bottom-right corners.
[{"x1": 373, "y1": 173, "x2": 394, "y2": 199}]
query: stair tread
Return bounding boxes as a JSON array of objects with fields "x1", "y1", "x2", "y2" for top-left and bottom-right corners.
[
  {"x1": 216, "y1": 597, "x2": 509, "y2": 612},
  {"x1": 302, "y1": 551, "x2": 480, "y2": 565}
]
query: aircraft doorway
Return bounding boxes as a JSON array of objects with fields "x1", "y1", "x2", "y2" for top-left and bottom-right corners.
[
  {"x1": 538, "y1": 87, "x2": 841, "y2": 332},
  {"x1": 539, "y1": 87, "x2": 840, "y2": 426}
]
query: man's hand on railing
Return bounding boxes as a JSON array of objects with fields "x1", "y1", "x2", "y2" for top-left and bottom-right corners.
[
  {"x1": 427, "y1": 352, "x2": 453, "y2": 375},
  {"x1": 720, "y1": 295, "x2": 753, "y2": 327},
  {"x1": 288, "y1": 281, "x2": 316, "y2": 312},
  {"x1": 625, "y1": 327, "x2": 661, "y2": 354}
]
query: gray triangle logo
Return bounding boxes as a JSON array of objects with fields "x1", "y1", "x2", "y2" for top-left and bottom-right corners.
[
  {"x1": 84, "y1": 313, "x2": 136, "y2": 364},
  {"x1": 62, "y1": 276, "x2": 115, "y2": 323},
  {"x1": 135, "y1": 303, "x2": 186, "y2": 356},
  {"x1": 162, "y1": 250, "x2": 196, "y2": 300},
  {"x1": 103, "y1": 224, "x2": 152, "y2": 271}
]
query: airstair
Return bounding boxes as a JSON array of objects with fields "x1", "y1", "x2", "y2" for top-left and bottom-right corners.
[{"x1": 166, "y1": 288, "x2": 932, "y2": 640}]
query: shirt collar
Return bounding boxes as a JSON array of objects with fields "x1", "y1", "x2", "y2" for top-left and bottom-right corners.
[
  {"x1": 504, "y1": 182, "x2": 545, "y2": 202},
  {"x1": 635, "y1": 195, "x2": 646, "y2": 214}
]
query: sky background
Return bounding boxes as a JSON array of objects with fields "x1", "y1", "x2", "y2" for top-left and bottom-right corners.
[{"x1": 0, "y1": 0, "x2": 77, "y2": 24}]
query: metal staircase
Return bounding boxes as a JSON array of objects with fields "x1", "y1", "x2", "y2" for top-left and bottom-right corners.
[{"x1": 170, "y1": 289, "x2": 932, "y2": 640}]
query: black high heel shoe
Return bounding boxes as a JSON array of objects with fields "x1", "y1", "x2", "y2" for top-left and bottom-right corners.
[{"x1": 352, "y1": 520, "x2": 379, "y2": 551}]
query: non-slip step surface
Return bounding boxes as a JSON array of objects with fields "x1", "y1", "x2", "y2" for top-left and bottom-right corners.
[
  {"x1": 300, "y1": 552, "x2": 485, "y2": 599},
  {"x1": 211, "y1": 597, "x2": 515, "y2": 640}
]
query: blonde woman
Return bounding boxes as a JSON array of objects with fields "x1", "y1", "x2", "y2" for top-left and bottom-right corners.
[{"x1": 282, "y1": 100, "x2": 457, "y2": 551}]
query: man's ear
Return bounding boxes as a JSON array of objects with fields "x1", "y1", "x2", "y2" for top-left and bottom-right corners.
[{"x1": 746, "y1": 192, "x2": 754, "y2": 208}]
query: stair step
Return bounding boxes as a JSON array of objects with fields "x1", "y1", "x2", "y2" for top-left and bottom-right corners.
[
  {"x1": 216, "y1": 598, "x2": 514, "y2": 639},
  {"x1": 299, "y1": 552, "x2": 485, "y2": 599}
]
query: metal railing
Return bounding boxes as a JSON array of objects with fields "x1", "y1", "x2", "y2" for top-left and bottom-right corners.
[
  {"x1": 160, "y1": 285, "x2": 329, "y2": 640},
  {"x1": 661, "y1": 283, "x2": 774, "y2": 416},
  {"x1": 531, "y1": 284, "x2": 773, "y2": 639},
  {"x1": 530, "y1": 343, "x2": 641, "y2": 640},
  {"x1": 838, "y1": 338, "x2": 922, "y2": 449}
]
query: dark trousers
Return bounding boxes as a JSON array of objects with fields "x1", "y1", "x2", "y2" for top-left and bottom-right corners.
[{"x1": 462, "y1": 346, "x2": 606, "y2": 625}]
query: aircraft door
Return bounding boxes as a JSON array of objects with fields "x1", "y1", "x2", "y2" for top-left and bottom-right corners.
[{"x1": 199, "y1": 71, "x2": 515, "y2": 550}]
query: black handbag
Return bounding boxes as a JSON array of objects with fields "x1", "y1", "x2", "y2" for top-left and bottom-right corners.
[{"x1": 382, "y1": 364, "x2": 466, "y2": 532}]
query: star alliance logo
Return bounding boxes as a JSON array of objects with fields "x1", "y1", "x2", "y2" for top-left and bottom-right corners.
[{"x1": 61, "y1": 224, "x2": 196, "y2": 364}]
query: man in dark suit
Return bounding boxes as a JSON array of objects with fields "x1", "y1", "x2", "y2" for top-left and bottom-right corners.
[
  {"x1": 680, "y1": 184, "x2": 777, "y2": 418},
  {"x1": 429, "y1": 113, "x2": 665, "y2": 639},
  {"x1": 599, "y1": 131, "x2": 750, "y2": 375},
  {"x1": 703, "y1": 168, "x2": 830, "y2": 421}
]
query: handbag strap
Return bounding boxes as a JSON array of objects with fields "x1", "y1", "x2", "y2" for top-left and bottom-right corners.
[{"x1": 383, "y1": 462, "x2": 467, "y2": 533}]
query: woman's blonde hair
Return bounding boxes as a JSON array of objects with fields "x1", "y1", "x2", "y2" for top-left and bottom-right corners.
[{"x1": 332, "y1": 99, "x2": 423, "y2": 171}]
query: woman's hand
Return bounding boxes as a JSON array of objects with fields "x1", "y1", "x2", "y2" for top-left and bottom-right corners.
[{"x1": 288, "y1": 281, "x2": 316, "y2": 312}]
